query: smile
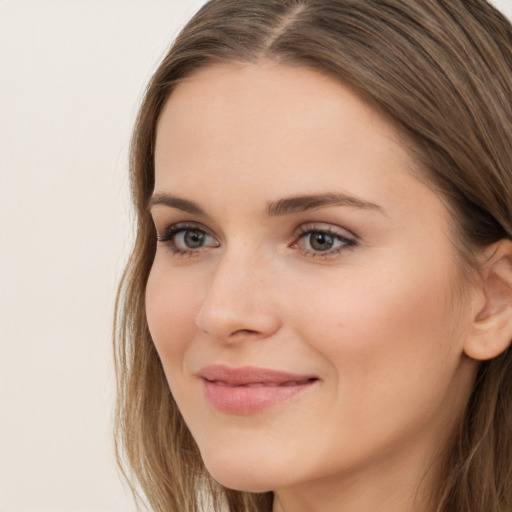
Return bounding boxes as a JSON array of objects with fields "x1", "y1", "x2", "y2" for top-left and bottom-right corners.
[{"x1": 197, "y1": 365, "x2": 319, "y2": 415}]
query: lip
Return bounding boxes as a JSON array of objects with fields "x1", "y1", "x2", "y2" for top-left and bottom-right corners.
[{"x1": 197, "y1": 365, "x2": 319, "y2": 415}]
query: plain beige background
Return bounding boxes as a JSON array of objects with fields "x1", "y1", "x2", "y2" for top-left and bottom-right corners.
[{"x1": 1, "y1": 1, "x2": 511, "y2": 511}]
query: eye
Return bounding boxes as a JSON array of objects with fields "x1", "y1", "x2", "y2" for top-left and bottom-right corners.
[
  {"x1": 157, "y1": 223, "x2": 219, "y2": 255},
  {"x1": 292, "y1": 225, "x2": 356, "y2": 258}
]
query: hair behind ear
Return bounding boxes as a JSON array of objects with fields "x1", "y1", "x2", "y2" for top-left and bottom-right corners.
[{"x1": 438, "y1": 344, "x2": 512, "y2": 511}]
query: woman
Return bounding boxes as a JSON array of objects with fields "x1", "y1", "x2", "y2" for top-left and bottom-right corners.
[{"x1": 114, "y1": 1, "x2": 512, "y2": 511}]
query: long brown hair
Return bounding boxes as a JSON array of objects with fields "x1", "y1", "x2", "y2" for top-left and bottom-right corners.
[{"x1": 114, "y1": 1, "x2": 512, "y2": 510}]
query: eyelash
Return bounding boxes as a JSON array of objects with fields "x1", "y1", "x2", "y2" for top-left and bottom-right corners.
[
  {"x1": 292, "y1": 224, "x2": 357, "y2": 259},
  {"x1": 156, "y1": 222, "x2": 357, "y2": 259},
  {"x1": 157, "y1": 222, "x2": 218, "y2": 257}
]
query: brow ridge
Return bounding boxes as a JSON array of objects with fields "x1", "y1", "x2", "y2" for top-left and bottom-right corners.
[
  {"x1": 148, "y1": 191, "x2": 383, "y2": 217},
  {"x1": 148, "y1": 193, "x2": 205, "y2": 215},
  {"x1": 266, "y1": 193, "x2": 383, "y2": 216}
]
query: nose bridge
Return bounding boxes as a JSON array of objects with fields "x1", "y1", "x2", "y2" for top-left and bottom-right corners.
[{"x1": 195, "y1": 244, "x2": 280, "y2": 341}]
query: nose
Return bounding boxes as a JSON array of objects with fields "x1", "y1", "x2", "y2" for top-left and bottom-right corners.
[{"x1": 195, "y1": 251, "x2": 281, "y2": 343}]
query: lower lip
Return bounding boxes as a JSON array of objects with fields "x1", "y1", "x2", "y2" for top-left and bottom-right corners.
[{"x1": 202, "y1": 379, "x2": 317, "y2": 415}]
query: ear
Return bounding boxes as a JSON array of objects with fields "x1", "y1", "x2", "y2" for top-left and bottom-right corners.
[{"x1": 464, "y1": 240, "x2": 512, "y2": 361}]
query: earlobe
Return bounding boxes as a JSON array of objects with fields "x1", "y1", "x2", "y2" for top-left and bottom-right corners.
[{"x1": 464, "y1": 240, "x2": 512, "y2": 361}]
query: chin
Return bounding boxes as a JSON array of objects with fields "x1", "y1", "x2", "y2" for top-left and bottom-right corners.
[
  {"x1": 199, "y1": 447, "x2": 287, "y2": 493},
  {"x1": 206, "y1": 466, "x2": 276, "y2": 493}
]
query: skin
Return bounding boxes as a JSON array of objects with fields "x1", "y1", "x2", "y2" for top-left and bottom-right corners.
[{"x1": 146, "y1": 62, "x2": 481, "y2": 512}]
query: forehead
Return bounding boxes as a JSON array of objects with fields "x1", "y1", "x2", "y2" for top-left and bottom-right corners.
[
  {"x1": 156, "y1": 61, "x2": 400, "y2": 150},
  {"x1": 154, "y1": 62, "x2": 417, "y2": 203}
]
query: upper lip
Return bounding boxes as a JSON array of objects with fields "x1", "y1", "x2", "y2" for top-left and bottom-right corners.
[{"x1": 197, "y1": 364, "x2": 318, "y2": 386}]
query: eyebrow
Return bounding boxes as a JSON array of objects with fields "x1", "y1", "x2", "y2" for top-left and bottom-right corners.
[
  {"x1": 148, "y1": 193, "x2": 206, "y2": 215},
  {"x1": 265, "y1": 193, "x2": 384, "y2": 216},
  {"x1": 148, "y1": 192, "x2": 384, "y2": 217}
]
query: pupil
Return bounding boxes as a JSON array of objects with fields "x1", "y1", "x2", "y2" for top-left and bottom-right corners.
[
  {"x1": 310, "y1": 232, "x2": 334, "y2": 251},
  {"x1": 185, "y1": 230, "x2": 205, "y2": 248}
]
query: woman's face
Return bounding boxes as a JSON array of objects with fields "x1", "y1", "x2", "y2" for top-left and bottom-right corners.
[{"x1": 146, "y1": 62, "x2": 478, "y2": 505}]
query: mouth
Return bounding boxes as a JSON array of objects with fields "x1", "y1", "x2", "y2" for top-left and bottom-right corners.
[
  {"x1": 209, "y1": 378, "x2": 317, "y2": 387},
  {"x1": 197, "y1": 365, "x2": 319, "y2": 415}
]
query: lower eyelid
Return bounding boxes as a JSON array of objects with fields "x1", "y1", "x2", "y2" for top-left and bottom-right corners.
[
  {"x1": 291, "y1": 228, "x2": 357, "y2": 258},
  {"x1": 157, "y1": 225, "x2": 220, "y2": 257},
  {"x1": 157, "y1": 222, "x2": 355, "y2": 257}
]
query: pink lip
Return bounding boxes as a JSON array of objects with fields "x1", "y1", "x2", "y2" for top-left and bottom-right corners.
[{"x1": 197, "y1": 365, "x2": 318, "y2": 415}]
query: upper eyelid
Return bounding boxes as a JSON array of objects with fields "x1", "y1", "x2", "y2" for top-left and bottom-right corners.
[
  {"x1": 294, "y1": 227, "x2": 357, "y2": 247},
  {"x1": 295, "y1": 222, "x2": 357, "y2": 240},
  {"x1": 152, "y1": 214, "x2": 224, "y2": 239},
  {"x1": 157, "y1": 221, "x2": 213, "y2": 236},
  {"x1": 157, "y1": 224, "x2": 219, "y2": 256}
]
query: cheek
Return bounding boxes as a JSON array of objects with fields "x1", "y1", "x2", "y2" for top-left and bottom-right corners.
[
  {"x1": 286, "y1": 255, "x2": 466, "y2": 404},
  {"x1": 145, "y1": 261, "x2": 201, "y2": 366},
  {"x1": 279, "y1": 263, "x2": 472, "y2": 470}
]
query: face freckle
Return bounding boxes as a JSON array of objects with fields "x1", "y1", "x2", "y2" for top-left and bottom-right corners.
[{"x1": 145, "y1": 61, "x2": 478, "y2": 507}]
